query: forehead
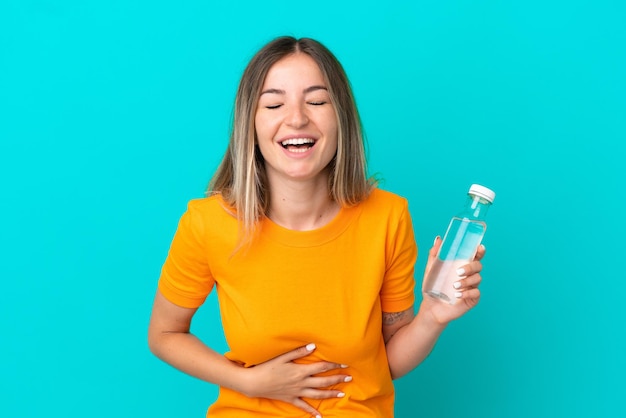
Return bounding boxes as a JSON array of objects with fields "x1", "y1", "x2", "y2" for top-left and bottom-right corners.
[{"x1": 262, "y1": 53, "x2": 327, "y2": 88}]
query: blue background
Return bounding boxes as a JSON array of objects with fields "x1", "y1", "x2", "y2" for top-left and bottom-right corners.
[{"x1": 1, "y1": 1, "x2": 624, "y2": 417}]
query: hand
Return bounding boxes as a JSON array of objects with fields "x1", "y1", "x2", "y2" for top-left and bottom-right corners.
[
  {"x1": 421, "y1": 236, "x2": 486, "y2": 324},
  {"x1": 242, "y1": 343, "x2": 351, "y2": 417}
]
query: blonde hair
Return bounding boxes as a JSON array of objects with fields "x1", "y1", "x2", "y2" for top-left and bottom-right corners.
[{"x1": 209, "y1": 36, "x2": 374, "y2": 243}]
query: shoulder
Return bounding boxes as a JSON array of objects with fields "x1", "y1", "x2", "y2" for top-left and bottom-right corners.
[
  {"x1": 181, "y1": 194, "x2": 238, "y2": 234},
  {"x1": 174, "y1": 194, "x2": 239, "y2": 248},
  {"x1": 186, "y1": 194, "x2": 236, "y2": 218},
  {"x1": 350, "y1": 188, "x2": 413, "y2": 233},
  {"x1": 360, "y1": 187, "x2": 410, "y2": 216}
]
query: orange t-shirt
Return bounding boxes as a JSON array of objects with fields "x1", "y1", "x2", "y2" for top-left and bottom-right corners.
[{"x1": 158, "y1": 188, "x2": 417, "y2": 417}]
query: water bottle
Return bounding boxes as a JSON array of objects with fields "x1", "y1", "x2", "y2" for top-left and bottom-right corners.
[{"x1": 423, "y1": 184, "x2": 495, "y2": 304}]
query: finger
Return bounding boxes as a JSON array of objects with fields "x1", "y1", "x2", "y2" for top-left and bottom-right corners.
[
  {"x1": 453, "y1": 273, "x2": 482, "y2": 290},
  {"x1": 306, "y1": 360, "x2": 349, "y2": 376},
  {"x1": 306, "y1": 373, "x2": 352, "y2": 389},
  {"x1": 456, "y1": 260, "x2": 482, "y2": 278},
  {"x1": 455, "y1": 287, "x2": 481, "y2": 301},
  {"x1": 292, "y1": 398, "x2": 322, "y2": 418},
  {"x1": 276, "y1": 343, "x2": 317, "y2": 363},
  {"x1": 474, "y1": 244, "x2": 486, "y2": 261},
  {"x1": 429, "y1": 236, "x2": 442, "y2": 261},
  {"x1": 424, "y1": 236, "x2": 442, "y2": 276},
  {"x1": 301, "y1": 386, "x2": 347, "y2": 400}
]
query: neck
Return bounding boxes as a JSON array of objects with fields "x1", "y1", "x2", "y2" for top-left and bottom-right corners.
[{"x1": 266, "y1": 175, "x2": 340, "y2": 231}]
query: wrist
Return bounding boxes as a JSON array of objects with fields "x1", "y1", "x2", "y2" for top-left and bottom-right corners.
[
  {"x1": 224, "y1": 360, "x2": 256, "y2": 398},
  {"x1": 416, "y1": 300, "x2": 450, "y2": 330}
]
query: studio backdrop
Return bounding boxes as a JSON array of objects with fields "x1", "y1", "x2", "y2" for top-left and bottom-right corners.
[{"x1": 1, "y1": 1, "x2": 624, "y2": 417}]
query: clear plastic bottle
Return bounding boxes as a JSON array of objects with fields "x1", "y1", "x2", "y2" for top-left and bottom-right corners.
[{"x1": 423, "y1": 184, "x2": 495, "y2": 304}]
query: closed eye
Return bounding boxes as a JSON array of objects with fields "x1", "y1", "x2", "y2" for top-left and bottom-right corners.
[
  {"x1": 308, "y1": 101, "x2": 327, "y2": 106},
  {"x1": 265, "y1": 104, "x2": 282, "y2": 109}
]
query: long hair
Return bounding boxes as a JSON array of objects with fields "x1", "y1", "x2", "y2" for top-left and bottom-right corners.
[{"x1": 208, "y1": 36, "x2": 374, "y2": 244}]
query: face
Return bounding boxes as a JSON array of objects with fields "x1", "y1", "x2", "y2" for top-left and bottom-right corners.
[{"x1": 255, "y1": 53, "x2": 338, "y2": 185}]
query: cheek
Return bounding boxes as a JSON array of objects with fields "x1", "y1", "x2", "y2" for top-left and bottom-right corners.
[
  {"x1": 254, "y1": 114, "x2": 269, "y2": 141},
  {"x1": 326, "y1": 119, "x2": 339, "y2": 147},
  {"x1": 255, "y1": 111, "x2": 280, "y2": 140},
  {"x1": 325, "y1": 110, "x2": 339, "y2": 140},
  {"x1": 254, "y1": 118, "x2": 273, "y2": 158}
]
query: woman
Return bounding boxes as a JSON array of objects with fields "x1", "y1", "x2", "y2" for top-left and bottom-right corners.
[{"x1": 148, "y1": 36, "x2": 485, "y2": 418}]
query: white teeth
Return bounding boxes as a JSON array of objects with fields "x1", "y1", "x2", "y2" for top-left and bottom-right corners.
[{"x1": 281, "y1": 138, "x2": 315, "y2": 146}]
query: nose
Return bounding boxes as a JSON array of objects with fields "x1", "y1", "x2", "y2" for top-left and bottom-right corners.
[{"x1": 285, "y1": 103, "x2": 309, "y2": 128}]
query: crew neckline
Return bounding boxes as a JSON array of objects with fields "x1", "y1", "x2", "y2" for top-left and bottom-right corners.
[{"x1": 259, "y1": 204, "x2": 362, "y2": 247}]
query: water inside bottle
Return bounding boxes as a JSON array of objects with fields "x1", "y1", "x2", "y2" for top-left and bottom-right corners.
[{"x1": 424, "y1": 217, "x2": 485, "y2": 304}]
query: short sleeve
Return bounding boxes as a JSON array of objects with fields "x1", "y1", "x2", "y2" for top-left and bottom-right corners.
[
  {"x1": 158, "y1": 202, "x2": 215, "y2": 308},
  {"x1": 380, "y1": 200, "x2": 417, "y2": 312}
]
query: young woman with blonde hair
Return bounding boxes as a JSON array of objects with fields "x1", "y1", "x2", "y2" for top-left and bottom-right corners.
[{"x1": 148, "y1": 36, "x2": 485, "y2": 418}]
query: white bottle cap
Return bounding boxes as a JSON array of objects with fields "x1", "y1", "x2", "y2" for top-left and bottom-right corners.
[{"x1": 469, "y1": 184, "x2": 496, "y2": 203}]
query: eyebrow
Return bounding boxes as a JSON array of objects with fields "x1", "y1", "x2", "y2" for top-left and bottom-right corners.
[{"x1": 260, "y1": 85, "x2": 328, "y2": 95}]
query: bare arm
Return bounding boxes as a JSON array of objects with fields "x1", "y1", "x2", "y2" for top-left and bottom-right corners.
[
  {"x1": 148, "y1": 290, "x2": 350, "y2": 417},
  {"x1": 382, "y1": 308, "x2": 414, "y2": 344},
  {"x1": 148, "y1": 291, "x2": 250, "y2": 391},
  {"x1": 383, "y1": 306, "x2": 447, "y2": 379},
  {"x1": 383, "y1": 238, "x2": 486, "y2": 379}
]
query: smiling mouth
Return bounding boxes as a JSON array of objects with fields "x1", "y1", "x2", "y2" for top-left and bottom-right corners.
[{"x1": 280, "y1": 138, "x2": 316, "y2": 153}]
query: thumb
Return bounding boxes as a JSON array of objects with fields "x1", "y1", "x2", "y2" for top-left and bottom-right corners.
[{"x1": 424, "y1": 236, "x2": 442, "y2": 276}]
